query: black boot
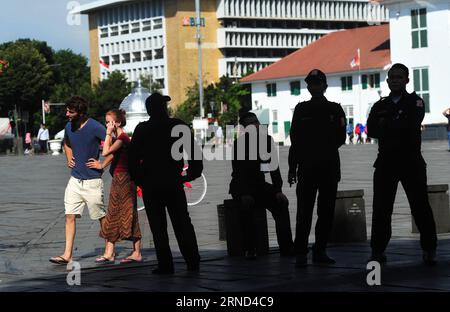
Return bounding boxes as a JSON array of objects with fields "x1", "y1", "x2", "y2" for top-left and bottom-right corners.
[{"x1": 312, "y1": 247, "x2": 336, "y2": 264}]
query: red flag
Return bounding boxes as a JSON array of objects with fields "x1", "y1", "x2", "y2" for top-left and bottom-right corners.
[
  {"x1": 99, "y1": 58, "x2": 110, "y2": 71},
  {"x1": 350, "y1": 49, "x2": 361, "y2": 68}
]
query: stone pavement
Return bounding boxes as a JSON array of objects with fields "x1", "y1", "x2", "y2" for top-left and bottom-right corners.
[{"x1": 1, "y1": 141, "x2": 450, "y2": 292}]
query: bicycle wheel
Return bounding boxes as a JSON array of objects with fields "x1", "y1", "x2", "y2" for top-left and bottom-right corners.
[{"x1": 185, "y1": 173, "x2": 207, "y2": 206}]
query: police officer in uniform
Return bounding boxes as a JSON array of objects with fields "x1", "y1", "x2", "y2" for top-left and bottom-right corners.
[
  {"x1": 230, "y1": 112, "x2": 294, "y2": 259},
  {"x1": 367, "y1": 63, "x2": 437, "y2": 265},
  {"x1": 288, "y1": 69, "x2": 347, "y2": 267}
]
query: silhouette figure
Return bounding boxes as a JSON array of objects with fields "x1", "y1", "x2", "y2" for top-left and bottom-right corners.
[
  {"x1": 128, "y1": 93, "x2": 202, "y2": 274},
  {"x1": 288, "y1": 69, "x2": 347, "y2": 267},
  {"x1": 229, "y1": 112, "x2": 294, "y2": 259},
  {"x1": 367, "y1": 63, "x2": 437, "y2": 265}
]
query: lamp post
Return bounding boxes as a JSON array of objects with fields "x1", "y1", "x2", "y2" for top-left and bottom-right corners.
[{"x1": 195, "y1": 0, "x2": 204, "y2": 118}]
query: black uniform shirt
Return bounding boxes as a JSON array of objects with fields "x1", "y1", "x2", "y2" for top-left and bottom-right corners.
[
  {"x1": 229, "y1": 132, "x2": 282, "y2": 197},
  {"x1": 367, "y1": 91, "x2": 425, "y2": 165},
  {"x1": 288, "y1": 95, "x2": 346, "y2": 179}
]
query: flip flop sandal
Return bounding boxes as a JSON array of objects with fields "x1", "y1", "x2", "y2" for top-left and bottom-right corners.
[
  {"x1": 95, "y1": 256, "x2": 115, "y2": 264},
  {"x1": 120, "y1": 258, "x2": 143, "y2": 264},
  {"x1": 49, "y1": 256, "x2": 70, "y2": 265}
]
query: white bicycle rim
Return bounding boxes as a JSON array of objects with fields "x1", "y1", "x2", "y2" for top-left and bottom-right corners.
[{"x1": 136, "y1": 173, "x2": 207, "y2": 211}]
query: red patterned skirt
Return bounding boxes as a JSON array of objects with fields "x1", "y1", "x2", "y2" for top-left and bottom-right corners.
[{"x1": 100, "y1": 172, "x2": 142, "y2": 243}]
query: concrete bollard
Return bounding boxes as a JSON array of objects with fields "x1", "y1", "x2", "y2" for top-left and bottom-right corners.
[
  {"x1": 217, "y1": 203, "x2": 226, "y2": 241},
  {"x1": 412, "y1": 184, "x2": 450, "y2": 234},
  {"x1": 329, "y1": 190, "x2": 367, "y2": 243},
  {"x1": 222, "y1": 199, "x2": 269, "y2": 256}
]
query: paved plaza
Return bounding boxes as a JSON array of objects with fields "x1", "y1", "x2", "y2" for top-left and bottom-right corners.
[{"x1": 1, "y1": 141, "x2": 450, "y2": 292}]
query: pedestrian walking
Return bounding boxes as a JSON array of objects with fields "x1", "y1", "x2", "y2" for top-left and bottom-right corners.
[
  {"x1": 49, "y1": 96, "x2": 109, "y2": 265},
  {"x1": 87, "y1": 109, "x2": 142, "y2": 264},
  {"x1": 37, "y1": 123, "x2": 49, "y2": 154}
]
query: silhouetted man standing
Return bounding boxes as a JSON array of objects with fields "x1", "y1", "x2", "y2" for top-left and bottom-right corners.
[
  {"x1": 288, "y1": 69, "x2": 346, "y2": 267},
  {"x1": 128, "y1": 93, "x2": 202, "y2": 274},
  {"x1": 367, "y1": 63, "x2": 437, "y2": 265},
  {"x1": 230, "y1": 112, "x2": 294, "y2": 259}
]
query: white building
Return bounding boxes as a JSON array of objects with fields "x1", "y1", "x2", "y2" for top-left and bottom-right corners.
[
  {"x1": 241, "y1": 24, "x2": 391, "y2": 145},
  {"x1": 73, "y1": 0, "x2": 389, "y2": 106},
  {"x1": 383, "y1": 0, "x2": 450, "y2": 126}
]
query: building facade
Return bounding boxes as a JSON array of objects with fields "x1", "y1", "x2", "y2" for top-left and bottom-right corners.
[
  {"x1": 75, "y1": 0, "x2": 388, "y2": 107},
  {"x1": 241, "y1": 24, "x2": 391, "y2": 145},
  {"x1": 383, "y1": 0, "x2": 450, "y2": 126}
]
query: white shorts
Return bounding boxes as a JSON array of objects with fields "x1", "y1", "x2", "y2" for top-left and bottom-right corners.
[{"x1": 64, "y1": 177, "x2": 106, "y2": 220}]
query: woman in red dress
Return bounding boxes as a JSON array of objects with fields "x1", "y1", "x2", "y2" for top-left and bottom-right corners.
[{"x1": 87, "y1": 109, "x2": 142, "y2": 264}]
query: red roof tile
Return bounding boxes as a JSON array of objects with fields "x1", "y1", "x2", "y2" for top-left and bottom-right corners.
[{"x1": 241, "y1": 24, "x2": 390, "y2": 83}]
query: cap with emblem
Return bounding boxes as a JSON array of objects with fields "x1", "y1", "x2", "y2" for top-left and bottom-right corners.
[{"x1": 305, "y1": 69, "x2": 327, "y2": 84}]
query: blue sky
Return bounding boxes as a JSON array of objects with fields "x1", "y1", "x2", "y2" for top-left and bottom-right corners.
[{"x1": 1, "y1": 0, "x2": 93, "y2": 62}]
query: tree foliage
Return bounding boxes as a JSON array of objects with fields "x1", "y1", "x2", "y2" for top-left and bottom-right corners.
[{"x1": 174, "y1": 76, "x2": 251, "y2": 127}]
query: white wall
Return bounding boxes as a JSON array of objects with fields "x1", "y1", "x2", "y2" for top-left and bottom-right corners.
[
  {"x1": 249, "y1": 70, "x2": 390, "y2": 145},
  {"x1": 387, "y1": 0, "x2": 450, "y2": 124}
]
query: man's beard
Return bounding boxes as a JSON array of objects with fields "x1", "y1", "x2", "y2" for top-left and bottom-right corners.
[{"x1": 70, "y1": 116, "x2": 84, "y2": 132}]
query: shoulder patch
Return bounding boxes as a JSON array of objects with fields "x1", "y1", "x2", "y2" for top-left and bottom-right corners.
[{"x1": 416, "y1": 99, "x2": 424, "y2": 108}]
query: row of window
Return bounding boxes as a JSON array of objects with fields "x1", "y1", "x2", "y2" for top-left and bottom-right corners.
[
  {"x1": 265, "y1": 69, "x2": 430, "y2": 113},
  {"x1": 100, "y1": 36, "x2": 164, "y2": 55},
  {"x1": 102, "y1": 49, "x2": 164, "y2": 66},
  {"x1": 266, "y1": 81, "x2": 301, "y2": 97},
  {"x1": 97, "y1": 1, "x2": 163, "y2": 27},
  {"x1": 341, "y1": 73, "x2": 380, "y2": 91},
  {"x1": 99, "y1": 19, "x2": 163, "y2": 38},
  {"x1": 101, "y1": 66, "x2": 165, "y2": 82}
]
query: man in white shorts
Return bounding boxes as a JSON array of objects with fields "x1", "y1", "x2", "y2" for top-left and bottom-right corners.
[{"x1": 50, "y1": 96, "x2": 108, "y2": 265}]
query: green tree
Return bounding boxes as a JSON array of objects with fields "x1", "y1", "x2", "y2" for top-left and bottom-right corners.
[
  {"x1": 174, "y1": 76, "x2": 250, "y2": 127},
  {"x1": 0, "y1": 40, "x2": 53, "y2": 134},
  {"x1": 89, "y1": 71, "x2": 132, "y2": 122}
]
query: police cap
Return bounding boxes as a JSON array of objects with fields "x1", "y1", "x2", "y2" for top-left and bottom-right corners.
[{"x1": 305, "y1": 69, "x2": 327, "y2": 84}]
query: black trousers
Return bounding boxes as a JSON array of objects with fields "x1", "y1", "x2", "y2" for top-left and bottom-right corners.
[
  {"x1": 142, "y1": 184, "x2": 200, "y2": 269},
  {"x1": 39, "y1": 140, "x2": 48, "y2": 153},
  {"x1": 295, "y1": 176, "x2": 338, "y2": 255},
  {"x1": 371, "y1": 164, "x2": 437, "y2": 254},
  {"x1": 233, "y1": 183, "x2": 293, "y2": 254}
]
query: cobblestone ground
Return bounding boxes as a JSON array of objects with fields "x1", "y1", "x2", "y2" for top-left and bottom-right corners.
[{"x1": 1, "y1": 141, "x2": 450, "y2": 291}]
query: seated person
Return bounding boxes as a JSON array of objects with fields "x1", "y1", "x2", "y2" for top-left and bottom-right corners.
[{"x1": 229, "y1": 112, "x2": 294, "y2": 259}]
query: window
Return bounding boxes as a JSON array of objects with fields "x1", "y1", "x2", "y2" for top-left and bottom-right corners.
[
  {"x1": 362, "y1": 73, "x2": 380, "y2": 89},
  {"x1": 122, "y1": 53, "x2": 130, "y2": 64},
  {"x1": 132, "y1": 52, "x2": 141, "y2": 62},
  {"x1": 142, "y1": 20, "x2": 152, "y2": 31},
  {"x1": 341, "y1": 76, "x2": 353, "y2": 91},
  {"x1": 153, "y1": 18, "x2": 163, "y2": 29},
  {"x1": 413, "y1": 67, "x2": 430, "y2": 112},
  {"x1": 266, "y1": 83, "x2": 277, "y2": 97},
  {"x1": 154, "y1": 48, "x2": 164, "y2": 59},
  {"x1": 143, "y1": 50, "x2": 152, "y2": 61},
  {"x1": 121, "y1": 24, "x2": 129, "y2": 35},
  {"x1": 284, "y1": 121, "x2": 291, "y2": 138},
  {"x1": 131, "y1": 22, "x2": 140, "y2": 33},
  {"x1": 411, "y1": 8, "x2": 427, "y2": 48},
  {"x1": 111, "y1": 55, "x2": 120, "y2": 65},
  {"x1": 110, "y1": 26, "x2": 118, "y2": 37},
  {"x1": 100, "y1": 27, "x2": 108, "y2": 38},
  {"x1": 290, "y1": 81, "x2": 301, "y2": 96}
]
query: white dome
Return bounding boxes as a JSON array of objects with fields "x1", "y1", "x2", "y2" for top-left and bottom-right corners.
[{"x1": 119, "y1": 81, "x2": 151, "y2": 114}]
